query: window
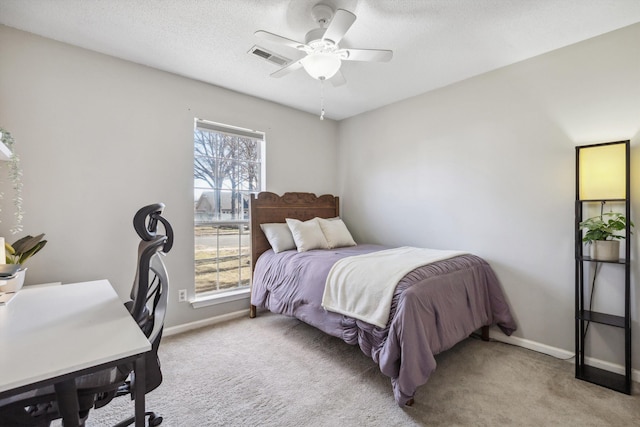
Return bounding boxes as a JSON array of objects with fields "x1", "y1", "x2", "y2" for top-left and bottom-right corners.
[{"x1": 193, "y1": 119, "x2": 265, "y2": 298}]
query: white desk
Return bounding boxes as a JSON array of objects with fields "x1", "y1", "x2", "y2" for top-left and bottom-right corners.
[{"x1": 0, "y1": 280, "x2": 151, "y2": 426}]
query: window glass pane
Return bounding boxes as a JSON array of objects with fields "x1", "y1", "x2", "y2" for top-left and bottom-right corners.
[
  {"x1": 195, "y1": 223, "x2": 251, "y2": 293},
  {"x1": 193, "y1": 120, "x2": 264, "y2": 297}
]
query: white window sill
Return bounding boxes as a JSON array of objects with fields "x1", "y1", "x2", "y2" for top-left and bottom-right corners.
[{"x1": 190, "y1": 287, "x2": 250, "y2": 309}]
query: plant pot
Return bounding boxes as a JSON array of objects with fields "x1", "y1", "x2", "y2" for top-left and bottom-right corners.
[
  {"x1": 0, "y1": 268, "x2": 27, "y2": 292},
  {"x1": 590, "y1": 240, "x2": 620, "y2": 261}
]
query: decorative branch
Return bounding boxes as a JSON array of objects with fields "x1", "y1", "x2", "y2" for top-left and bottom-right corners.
[{"x1": 0, "y1": 128, "x2": 24, "y2": 234}]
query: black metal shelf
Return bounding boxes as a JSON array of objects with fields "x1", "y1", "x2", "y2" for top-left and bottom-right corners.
[
  {"x1": 577, "y1": 310, "x2": 625, "y2": 328},
  {"x1": 576, "y1": 365, "x2": 631, "y2": 395},
  {"x1": 578, "y1": 256, "x2": 628, "y2": 265},
  {"x1": 575, "y1": 140, "x2": 631, "y2": 395},
  {"x1": 577, "y1": 198, "x2": 627, "y2": 203}
]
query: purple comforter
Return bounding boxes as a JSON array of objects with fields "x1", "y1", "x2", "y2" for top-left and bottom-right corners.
[{"x1": 251, "y1": 244, "x2": 516, "y2": 405}]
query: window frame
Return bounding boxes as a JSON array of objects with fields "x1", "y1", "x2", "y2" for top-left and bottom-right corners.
[{"x1": 192, "y1": 118, "x2": 265, "y2": 307}]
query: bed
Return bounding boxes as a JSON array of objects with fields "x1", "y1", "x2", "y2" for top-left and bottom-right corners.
[{"x1": 249, "y1": 192, "x2": 516, "y2": 406}]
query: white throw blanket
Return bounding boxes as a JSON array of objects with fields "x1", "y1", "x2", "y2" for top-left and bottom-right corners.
[{"x1": 321, "y1": 246, "x2": 467, "y2": 328}]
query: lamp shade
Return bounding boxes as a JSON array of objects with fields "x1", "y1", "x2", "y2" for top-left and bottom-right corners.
[
  {"x1": 578, "y1": 142, "x2": 626, "y2": 200},
  {"x1": 302, "y1": 53, "x2": 341, "y2": 80}
]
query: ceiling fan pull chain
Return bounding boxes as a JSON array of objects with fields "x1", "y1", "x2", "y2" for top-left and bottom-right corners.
[{"x1": 320, "y1": 77, "x2": 326, "y2": 120}]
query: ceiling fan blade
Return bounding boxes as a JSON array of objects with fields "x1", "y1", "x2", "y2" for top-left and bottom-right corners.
[
  {"x1": 322, "y1": 9, "x2": 356, "y2": 44},
  {"x1": 270, "y1": 60, "x2": 304, "y2": 78},
  {"x1": 255, "y1": 30, "x2": 306, "y2": 50},
  {"x1": 342, "y1": 48, "x2": 393, "y2": 62},
  {"x1": 330, "y1": 70, "x2": 346, "y2": 87}
]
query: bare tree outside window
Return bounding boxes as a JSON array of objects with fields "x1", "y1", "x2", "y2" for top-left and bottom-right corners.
[{"x1": 194, "y1": 120, "x2": 264, "y2": 296}]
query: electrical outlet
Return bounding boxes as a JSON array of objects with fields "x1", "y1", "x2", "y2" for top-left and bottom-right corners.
[{"x1": 178, "y1": 289, "x2": 187, "y2": 302}]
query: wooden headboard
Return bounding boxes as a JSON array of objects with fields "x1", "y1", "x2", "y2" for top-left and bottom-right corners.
[{"x1": 250, "y1": 192, "x2": 340, "y2": 271}]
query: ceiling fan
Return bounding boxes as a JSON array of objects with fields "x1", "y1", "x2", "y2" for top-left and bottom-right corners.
[{"x1": 255, "y1": 3, "x2": 393, "y2": 86}]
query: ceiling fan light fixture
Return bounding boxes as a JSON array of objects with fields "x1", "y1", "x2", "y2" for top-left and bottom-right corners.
[{"x1": 302, "y1": 53, "x2": 341, "y2": 80}]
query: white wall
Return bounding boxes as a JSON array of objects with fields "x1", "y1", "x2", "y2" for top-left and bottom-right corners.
[
  {"x1": 338, "y1": 23, "x2": 640, "y2": 369},
  {"x1": 3, "y1": 19, "x2": 640, "y2": 373},
  {"x1": 0, "y1": 25, "x2": 338, "y2": 328}
]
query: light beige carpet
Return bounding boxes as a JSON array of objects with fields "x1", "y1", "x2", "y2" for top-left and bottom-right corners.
[{"x1": 60, "y1": 312, "x2": 640, "y2": 426}]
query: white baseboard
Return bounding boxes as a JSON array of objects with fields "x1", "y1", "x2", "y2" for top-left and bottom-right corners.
[
  {"x1": 490, "y1": 330, "x2": 640, "y2": 383},
  {"x1": 163, "y1": 309, "x2": 249, "y2": 337}
]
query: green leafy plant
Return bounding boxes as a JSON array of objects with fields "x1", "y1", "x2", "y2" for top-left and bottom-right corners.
[
  {"x1": 5, "y1": 233, "x2": 47, "y2": 264},
  {"x1": 579, "y1": 212, "x2": 633, "y2": 244}
]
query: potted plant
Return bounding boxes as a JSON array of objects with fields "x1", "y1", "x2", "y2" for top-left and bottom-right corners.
[
  {"x1": 1, "y1": 234, "x2": 47, "y2": 292},
  {"x1": 579, "y1": 212, "x2": 633, "y2": 261}
]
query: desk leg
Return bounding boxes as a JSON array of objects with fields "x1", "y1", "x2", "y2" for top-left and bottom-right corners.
[
  {"x1": 54, "y1": 379, "x2": 80, "y2": 427},
  {"x1": 134, "y1": 355, "x2": 146, "y2": 427}
]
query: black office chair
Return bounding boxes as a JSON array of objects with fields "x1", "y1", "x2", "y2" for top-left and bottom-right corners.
[{"x1": 0, "y1": 203, "x2": 174, "y2": 427}]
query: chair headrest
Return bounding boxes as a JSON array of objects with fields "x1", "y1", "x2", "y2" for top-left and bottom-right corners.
[{"x1": 133, "y1": 203, "x2": 174, "y2": 253}]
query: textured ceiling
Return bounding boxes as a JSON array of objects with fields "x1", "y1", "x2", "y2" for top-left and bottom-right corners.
[{"x1": 1, "y1": 0, "x2": 640, "y2": 120}]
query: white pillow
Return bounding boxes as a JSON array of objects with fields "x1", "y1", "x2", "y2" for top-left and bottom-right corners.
[
  {"x1": 317, "y1": 217, "x2": 357, "y2": 249},
  {"x1": 260, "y1": 223, "x2": 296, "y2": 253},
  {"x1": 285, "y1": 218, "x2": 329, "y2": 252}
]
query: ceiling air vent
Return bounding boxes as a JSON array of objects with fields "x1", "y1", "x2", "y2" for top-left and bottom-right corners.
[{"x1": 248, "y1": 45, "x2": 290, "y2": 67}]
